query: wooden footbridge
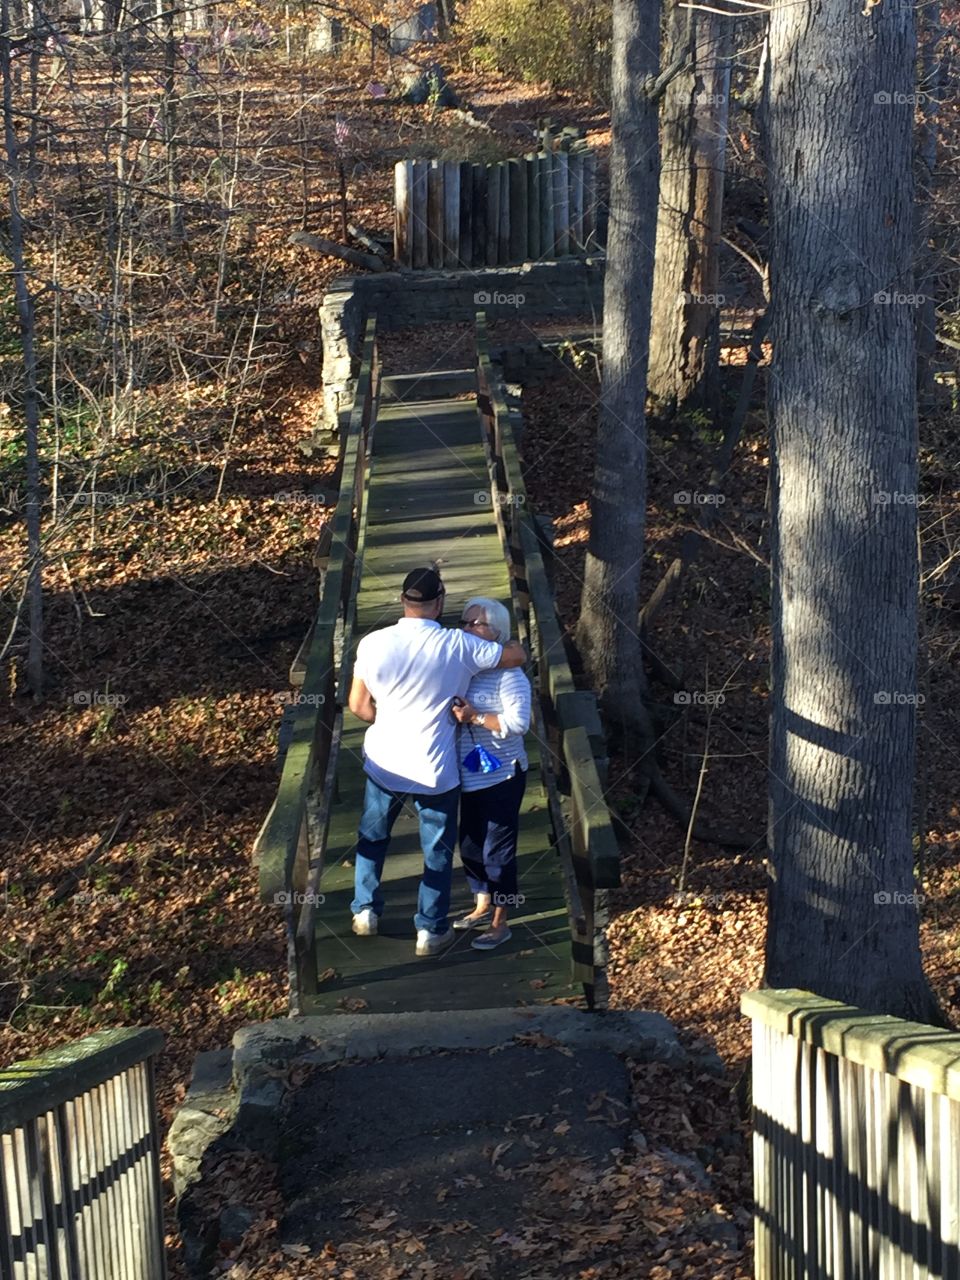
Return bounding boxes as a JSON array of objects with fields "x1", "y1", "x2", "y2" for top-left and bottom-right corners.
[
  {"x1": 13, "y1": 316, "x2": 960, "y2": 1280},
  {"x1": 254, "y1": 314, "x2": 620, "y2": 1016}
]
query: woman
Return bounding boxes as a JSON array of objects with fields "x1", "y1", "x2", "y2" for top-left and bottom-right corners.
[{"x1": 451, "y1": 596, "x2": 531, "y2": 950}]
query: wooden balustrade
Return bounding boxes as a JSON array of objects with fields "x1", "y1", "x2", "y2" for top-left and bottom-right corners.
[
  {"x1": 744, "y1": 987, "x2": 960, "y2": 1279},
  {"x1": 1, "y1": 1028, "x2": 165, "y2": 1280}
]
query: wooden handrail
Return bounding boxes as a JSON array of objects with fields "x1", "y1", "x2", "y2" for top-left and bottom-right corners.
[
  {"x1": 257, "y1": 317, "x2": 381, "y2": 1008},
  {"x1": 564, "y1": 725, "x2": 620, "y2": 890},
  {"x1": 743, "y1": 988, "x2": 960, "y2": 1100},
  {"x1": 295, "y1": 348, "x2": 379, "y2": 958},
  {"x1": 0, "y1": 1028, "x2": 163, "y2": 1134},
  {"x1": 475, "y1": 313, "x2": 620, "y2": 995}
]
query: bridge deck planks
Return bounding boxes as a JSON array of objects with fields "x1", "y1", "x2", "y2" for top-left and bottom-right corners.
[{"x1": 304, "y1": 395, "x2": 577, "y2": 1014}]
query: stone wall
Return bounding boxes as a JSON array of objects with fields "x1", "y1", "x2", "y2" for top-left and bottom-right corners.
[{"x1": 318, "y1": 257, "x2": 605, "y2": 431}]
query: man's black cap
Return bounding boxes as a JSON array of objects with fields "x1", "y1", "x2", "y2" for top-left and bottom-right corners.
[{"x1": 401, "y1": 567, "x2": 444, "y2": 602}]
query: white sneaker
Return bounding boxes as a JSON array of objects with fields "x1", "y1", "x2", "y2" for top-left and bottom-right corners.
[
  {"x1": 352, "y1": 909, "x2": 378, "y2": 936},
  {"x1": 415, "y1": 926, "x2": 454, "y2": 956}
]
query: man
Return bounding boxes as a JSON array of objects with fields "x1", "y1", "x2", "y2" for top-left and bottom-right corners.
[{"x1": 348, "y1": 566, "x2": 526, "y2": 956}]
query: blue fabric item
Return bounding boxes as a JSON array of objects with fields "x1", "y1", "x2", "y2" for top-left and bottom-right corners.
[
  {"x1": 463, "y1": 742, "x2": 502, "y2": 774},
  {"x1": 352, "y1": 776, "x2": 459, "y2": 934}
]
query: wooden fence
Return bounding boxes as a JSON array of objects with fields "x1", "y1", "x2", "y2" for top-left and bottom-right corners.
[
  {"x1": 395, "y1": 146, "x2": 598, "y2": 270},
  {"x1": 743, "y1": 987, "x2": 960, "y2": 1279},
  {"x1": 0, "y1": 1027, "x2": 166, "y2": 1280},
  {"x1": 476, "y1": 312, "x2": 618, "y2": 1003},
  {"x1": 253, "y1": 316, "x2": 378, "y2": 1016}
]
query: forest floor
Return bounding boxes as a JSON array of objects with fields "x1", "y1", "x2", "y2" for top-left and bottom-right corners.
[{"x1": 1, "y1": 43, "x2": 959, "y2": 1280}]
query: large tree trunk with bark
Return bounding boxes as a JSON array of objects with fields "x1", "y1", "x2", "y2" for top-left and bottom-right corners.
[
  {"x1": 576, "y1": 0, "x2": 660, "y2": 728},
  {"x1": 647, "y1": 1, "x2": 730, "y2": 419},
  {"x1": 762, "y1": 0, "x2": 941, "y2": 1022}
]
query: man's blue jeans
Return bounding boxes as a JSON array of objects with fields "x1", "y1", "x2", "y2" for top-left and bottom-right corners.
[{"x1": 351, "y1": 777, "x2": 460, "y2": 934}]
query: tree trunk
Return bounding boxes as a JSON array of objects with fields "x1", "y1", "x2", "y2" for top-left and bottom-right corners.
[
  {"x1": 576, "y1": 0, "x2": 660, "y2": 727},
  {"x1": 161, "y1": 0, "x2": 184, "y2": 240},
  {"x1": 648, "y1": 1, "x2": 731, "y2": 419},
  {"x1": 1, "y1": 0, "x2": 43, "y2": 696},
  {"x1": 915, "y1": 0, "x2": 941, "y2": 406},
  {"x1": 762, "y1": 0, "x2": 940, "y2": 1022}
]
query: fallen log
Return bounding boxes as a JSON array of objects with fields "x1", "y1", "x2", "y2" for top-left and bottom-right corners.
[
  {"x1": 287, "y1": 231, "x2": 388, "y2": 273},
  {"x1": 347, "y1": 222, "x2": 392, "y2": 263}
]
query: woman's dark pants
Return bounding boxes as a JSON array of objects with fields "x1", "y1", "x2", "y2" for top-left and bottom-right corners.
[{"x1": 459, "y1": 765, "x2": 527, "y2": 905}]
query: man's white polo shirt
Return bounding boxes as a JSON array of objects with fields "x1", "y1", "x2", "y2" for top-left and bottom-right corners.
[{"x1": 353, "y1": 617, "x2": 502, "y2": 795}]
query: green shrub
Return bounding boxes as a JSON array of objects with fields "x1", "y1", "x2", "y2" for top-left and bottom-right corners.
[{"x1": 463, "y1": 0, "x2": 611, "y2": 99}]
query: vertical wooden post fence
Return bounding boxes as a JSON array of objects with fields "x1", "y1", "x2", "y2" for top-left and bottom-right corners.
[
  {"x1": 394, "y1": 143, "x2": 599, "y2": 268},
  {"x1": 1, "y1": 1029, "x2": 166, "y2": 1280}
]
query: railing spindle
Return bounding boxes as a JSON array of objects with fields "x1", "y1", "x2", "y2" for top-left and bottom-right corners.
[
  {"x1": 114, "y1": 1070, "x2": 137, "y2": 1275},
  {"x1": 14, "y1": 1125, "x2": 38, "y2": 1280}
]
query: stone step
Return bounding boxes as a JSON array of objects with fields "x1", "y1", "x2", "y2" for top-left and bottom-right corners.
[{"x1": 171, "y1": 1006, "x2": 701, "y2": 1276}]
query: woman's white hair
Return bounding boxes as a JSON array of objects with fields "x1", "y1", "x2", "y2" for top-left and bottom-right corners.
[{"x1": 462, "y1": 596, "x2": 512, "y2": 644}]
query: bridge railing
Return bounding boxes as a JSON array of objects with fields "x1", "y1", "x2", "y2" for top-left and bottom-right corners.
[
  {"x1": 475, "y1": 313, "x2": 619, "y2": 1005},
  {"x1": 0, "y1": 1027, "x2": 166, "y2": 1280},
  {"x1": 743, "y1": 987, "x2": 960, "y2": 1279},
  {"x1": 254, "y1": 315, "x2": 378, "y2": 1014}
]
